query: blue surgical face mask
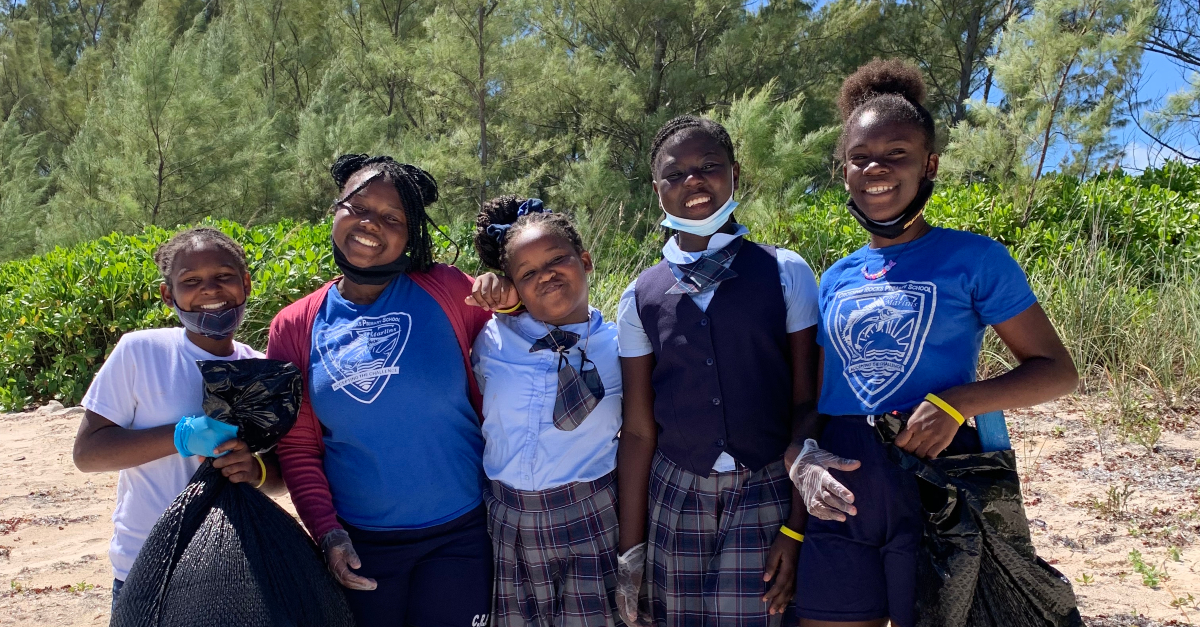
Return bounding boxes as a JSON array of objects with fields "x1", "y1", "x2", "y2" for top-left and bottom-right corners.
[{"x1": 658, "y1": 173, "x2": 738, "y2": 237}]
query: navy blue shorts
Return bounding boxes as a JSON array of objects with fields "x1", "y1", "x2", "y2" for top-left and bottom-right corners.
[
  {"x1": 794, "y1": 416, "x2": 981, "y2": 627},
  {"x1": 342, "y1": 505, "x2": 492, "y2": 627}
]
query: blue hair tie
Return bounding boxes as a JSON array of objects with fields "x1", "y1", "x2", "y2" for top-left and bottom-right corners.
[{"x1": 487, "y1": 198, "x2": 550, "y2": 244}]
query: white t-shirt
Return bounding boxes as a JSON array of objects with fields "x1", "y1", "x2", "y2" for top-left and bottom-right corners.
[{"x1": 80, "y1": 327, "x2": 262, "y2": 581}]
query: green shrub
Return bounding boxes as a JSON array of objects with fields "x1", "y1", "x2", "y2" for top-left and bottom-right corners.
[
  {"x1": 0, "y1": 219, "x2": 337, "y2": 410},
  {"x1": 2, "y1": 163, "x2": 1199, "y2": 411}
]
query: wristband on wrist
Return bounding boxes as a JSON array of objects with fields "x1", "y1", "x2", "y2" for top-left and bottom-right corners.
[
  {"x1": 495, "y1": 299, "x2": 523, "y2": 315},
  {"x1": 252, "y1": 453, "x2": 267, "y2": 489},
  {"x1": 779, "y1": 524, "x2": 804, "y2": 543},
  {"x1": 925, "y1": 392, "x2": 966, "y2": 425}
]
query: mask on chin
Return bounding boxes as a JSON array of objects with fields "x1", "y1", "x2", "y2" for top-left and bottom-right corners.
[
  {"x1": 659, "y1": 171, "x2": 738, "y2": 237},
  {"x1": 172, "y1": 301, "x2": 247, "y2": 340},
  {"x1": 847, "y1": 178, "x2": 935, "y2": 240},
  {"x1": 331, "y1": 235, "x2": 412, "y2": 285}
]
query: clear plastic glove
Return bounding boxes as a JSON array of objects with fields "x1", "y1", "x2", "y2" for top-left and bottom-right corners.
[
  {"x1": 788, "y1": 439, "x2": 862, "y2": 522},
  {"x1": 320, "y1": 529, "x2": 377, "y2": 591},
  {"x1": 173, "y1": 415, "x2": 239, "y2": 458},
  {"x1": 615, "y1": 543, "x2": 652, "y2": 627}
]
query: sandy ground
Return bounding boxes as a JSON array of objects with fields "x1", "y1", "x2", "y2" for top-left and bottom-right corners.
[{"x1": 1, "y1": 400, "x2": 1197, "y2": 626}]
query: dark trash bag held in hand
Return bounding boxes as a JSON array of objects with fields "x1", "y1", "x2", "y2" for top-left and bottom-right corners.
[
  {"x1": 872, "y1": 413, "x2": 1083, "y2": 627},
  {"x1": 110, "y1": 359, "x2": 356, "y2": 627}
]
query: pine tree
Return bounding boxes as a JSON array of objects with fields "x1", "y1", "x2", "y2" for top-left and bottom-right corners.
[{"x1": 944, "y1": 0, "x2": 1154, "y2": 222}]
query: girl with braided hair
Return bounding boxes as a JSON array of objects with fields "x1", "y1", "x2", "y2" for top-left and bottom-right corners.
[
  {"x1": 786, "y1": 59, "x2": 1077, "y2": 627},
  {"x1": 73, "y1": 227, "x2": 282, "y2": 610},
  {"x1": 616, "y1": 115, "x2": 822, "y2": 627},
  {"x1": 471, "y1": 196, "x2": 625, "y2": 627},
  {"x1": 266, "y1": 154, "x2": 517, "y2": 627}
]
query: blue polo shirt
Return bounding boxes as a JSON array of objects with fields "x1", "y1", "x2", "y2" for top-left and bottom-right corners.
[
  {"x1": 817, "y1": 228, "x2": 1037, "y2": 416},
  {"x1": 309, "y1": 275, "x2": 485, "y2": 530}
]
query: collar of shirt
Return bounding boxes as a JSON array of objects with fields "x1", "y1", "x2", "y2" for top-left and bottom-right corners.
[
  {"x1": 507, "y1": 306, "x2": 605, "y2": 351},
  {"x1": 661, "y1": 223, "x2": 749, "y2": 269}
]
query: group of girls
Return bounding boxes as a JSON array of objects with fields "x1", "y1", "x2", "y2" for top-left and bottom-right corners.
[{"x1": 74, "y1": 58, "x2": 1077, "y2": 627}]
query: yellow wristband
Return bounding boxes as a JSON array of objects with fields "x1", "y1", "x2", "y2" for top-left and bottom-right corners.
[
  {"x1": 253, "y1": 453, "x2": 267, "y2": 489},
  {"x1": 779, "y1": 525, "x2": 804, "y2": 543},
  {"x1": 494, "y1": 299, "x2": 523, "y2": 315},
  {"x1": 925, "y1": 393, "x2": 966, "y2": 425}
]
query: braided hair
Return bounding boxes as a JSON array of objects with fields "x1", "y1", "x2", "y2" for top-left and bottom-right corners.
[
  {"x1": 329, "y1": 154, "x2": 440, "y2": 272},
  {"x1": 154, "y1": 227, "x2": 248, "y2": 287},
  {"x1": 837, "y1": 58, "x2": 936, "y2": 157},
  {"x1": 474, "y1": 195, "x2": 584, "y2": 272},
  {"x1": 649, "y1": 115, "x2": 736, "y2": 176}
]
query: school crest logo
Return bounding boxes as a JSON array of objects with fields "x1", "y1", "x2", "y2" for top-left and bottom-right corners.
[
  {"x1": 316, "y1": 312, "x2": 412, "y2": 404},
  {"x1": 826, "y1": 281, "x2": 936, "y2": 409}
]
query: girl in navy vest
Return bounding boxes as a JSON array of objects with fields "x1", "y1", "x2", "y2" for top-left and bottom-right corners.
[
  {"x1": 787, "y1": 60, "x2": 1078, "y2": 627},
  {"x1": 472, "y1": 196, "x2": 625, "y2": 627},
  {"x1": 616, "y1": 115, "x2": 822, "y2": 627}
]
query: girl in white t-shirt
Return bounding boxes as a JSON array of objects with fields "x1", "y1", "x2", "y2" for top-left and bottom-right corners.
[{"x1": 72, "y1": 227, "x2": 284, "y2": 608}]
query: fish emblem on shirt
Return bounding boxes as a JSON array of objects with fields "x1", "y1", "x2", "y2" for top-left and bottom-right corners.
[
  {"x1": 826, "y1": 281, "x2": 936, "y2": 409},
  {"x1": 316, "y1": 312, "x2": 412, "y2": 404}
]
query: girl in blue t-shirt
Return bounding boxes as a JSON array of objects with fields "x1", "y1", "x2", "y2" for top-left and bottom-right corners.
[{"x1": 786, "y1": 59, "x2": 1078, "y2": 627}]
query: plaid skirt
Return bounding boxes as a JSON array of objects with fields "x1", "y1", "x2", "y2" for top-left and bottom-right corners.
[
  {"x1": 646, "y1": 452, "x2": 791, "y2": 627},
  {"x1": 486, "y1": 472, "x2": 620, "y2": 627}
]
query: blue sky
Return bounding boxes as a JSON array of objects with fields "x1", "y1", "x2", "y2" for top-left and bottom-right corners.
[{"x1": 746, "y1": 0, "x2": 1198, "y2": 171}]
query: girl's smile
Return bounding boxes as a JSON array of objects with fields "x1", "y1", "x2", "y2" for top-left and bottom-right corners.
[
  {"x1": 160, "y1": 246, "x2": 250, "y2": 314},
  {"x1": 653, "y1": 132, "x2": 739, "y2": 221},
  {"x1": 843, "y1": 117, "x2": 938, "y2": 224},
  {"x1": 331, "y1": 169, "x2": 409, "y2": 269}
]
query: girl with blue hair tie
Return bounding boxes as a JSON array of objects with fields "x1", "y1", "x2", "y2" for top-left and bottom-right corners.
[{"x1": 473, "y1": 196, "x2": 625, "y2": 627}]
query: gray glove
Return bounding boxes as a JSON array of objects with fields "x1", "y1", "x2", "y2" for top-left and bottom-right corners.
[
  {"x1": 788, "y1": 439, "x2": 861, "y2": 521},
  {"x1": 615, "y1": 542, "x2": 653, "y2": 627},
  {"x1": 320, "y1": 528, "x2": 377, "y2": 591}
]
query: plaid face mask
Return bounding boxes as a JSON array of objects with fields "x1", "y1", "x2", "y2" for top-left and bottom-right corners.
[
  {"x1": 666, "y1": 236, "x2": 744, "y2": 295},
  {"x1": 172, "y1": 301, "x2": 247, "y2": 340},
  {"x1": 529, "y1": 328, "x2": 606, "y2": 431}
]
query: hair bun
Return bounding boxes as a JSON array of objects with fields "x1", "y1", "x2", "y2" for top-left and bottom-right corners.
[
  {"x1": 399, "y1": 164, "x2": 438, "y2": 206},
  {"x1": 329, "y1": 153, "x2": 370, "y2": 188},
  {"x1": 837, "y1": 58, "x2": 927, "y2": 121}
]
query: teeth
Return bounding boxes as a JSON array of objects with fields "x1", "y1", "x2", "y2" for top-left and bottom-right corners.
[
  {"x1": 352, "y1": 235, "x2": 380, "y2": 248},
  {"x1": 686, "y1": 196, "x2": 711, "y2": 207},
  {"x1": 200, "y1": 302, "x2": 227, "y2": 310},
  {"x1": 865, "y1": 185, "x2": 896, "y2": 195}
]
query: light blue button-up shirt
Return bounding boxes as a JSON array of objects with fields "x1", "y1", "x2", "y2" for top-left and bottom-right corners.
[{"x1": 472, "y1": 307, "x2": 622, "y2": 492}]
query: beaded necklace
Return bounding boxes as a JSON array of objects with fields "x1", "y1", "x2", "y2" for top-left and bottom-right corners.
[{"x1": 860, "y1": 223, "x2": 930, "y2": 281}]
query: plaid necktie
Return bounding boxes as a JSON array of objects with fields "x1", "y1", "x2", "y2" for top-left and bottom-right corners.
[
  {"x1": 529, "y1": 329, "x2": 605, "y2": 431},
  {"x1": 528, "y1": 328, "x2": 580, "y2": 353},
  {"x1": 666, "y1": 236, "x2": 744, "y2": 295}
]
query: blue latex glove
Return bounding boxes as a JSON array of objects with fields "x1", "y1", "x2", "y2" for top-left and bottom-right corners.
[{"x1": 174, "y1": 415, "x2": 239, "y2": 458}]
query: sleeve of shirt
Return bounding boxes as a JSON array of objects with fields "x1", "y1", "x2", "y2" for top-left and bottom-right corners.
[
  {"x1": 815, "y1": 272, "x2": 834, "y2": 348},
  {"x1": 777, "y1": 249, "x2": 820, "y2": 333},
  {"x1": 471, "y1": 322, "x2": 497, "y2": 395},
  {"x1": 974, "y1": 239, "x2": 1038, "y2": 326},
  {"x1": 616, "y1": 279, "x2": 654, "y2": 358},
  {"x1": 80, "y1": 335, "x2": 138, "y2": 428}
]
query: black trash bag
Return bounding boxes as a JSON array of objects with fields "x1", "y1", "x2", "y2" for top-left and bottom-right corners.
[
  {"x1": 872, "y1": 413, "x2": 1083, "y2": 627},
  {"x1": 111, "y1": 359, "x2": 355, "y2": 627},
  {"x1": 198, "y1": 359, "x2": 304, "y2": 453}
]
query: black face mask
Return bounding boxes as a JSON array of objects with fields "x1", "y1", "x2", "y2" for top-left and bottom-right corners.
[
  {"x1": 332, "y1": 235, "x2": 412, "y2": 285},
  {"x1": 847, "y1": 177, "x2": 935, "y2": 240}
]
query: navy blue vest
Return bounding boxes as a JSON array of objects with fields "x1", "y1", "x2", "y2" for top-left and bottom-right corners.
[{"x1": 634, "y1": 240, "x2": 792, "y2": 475}]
